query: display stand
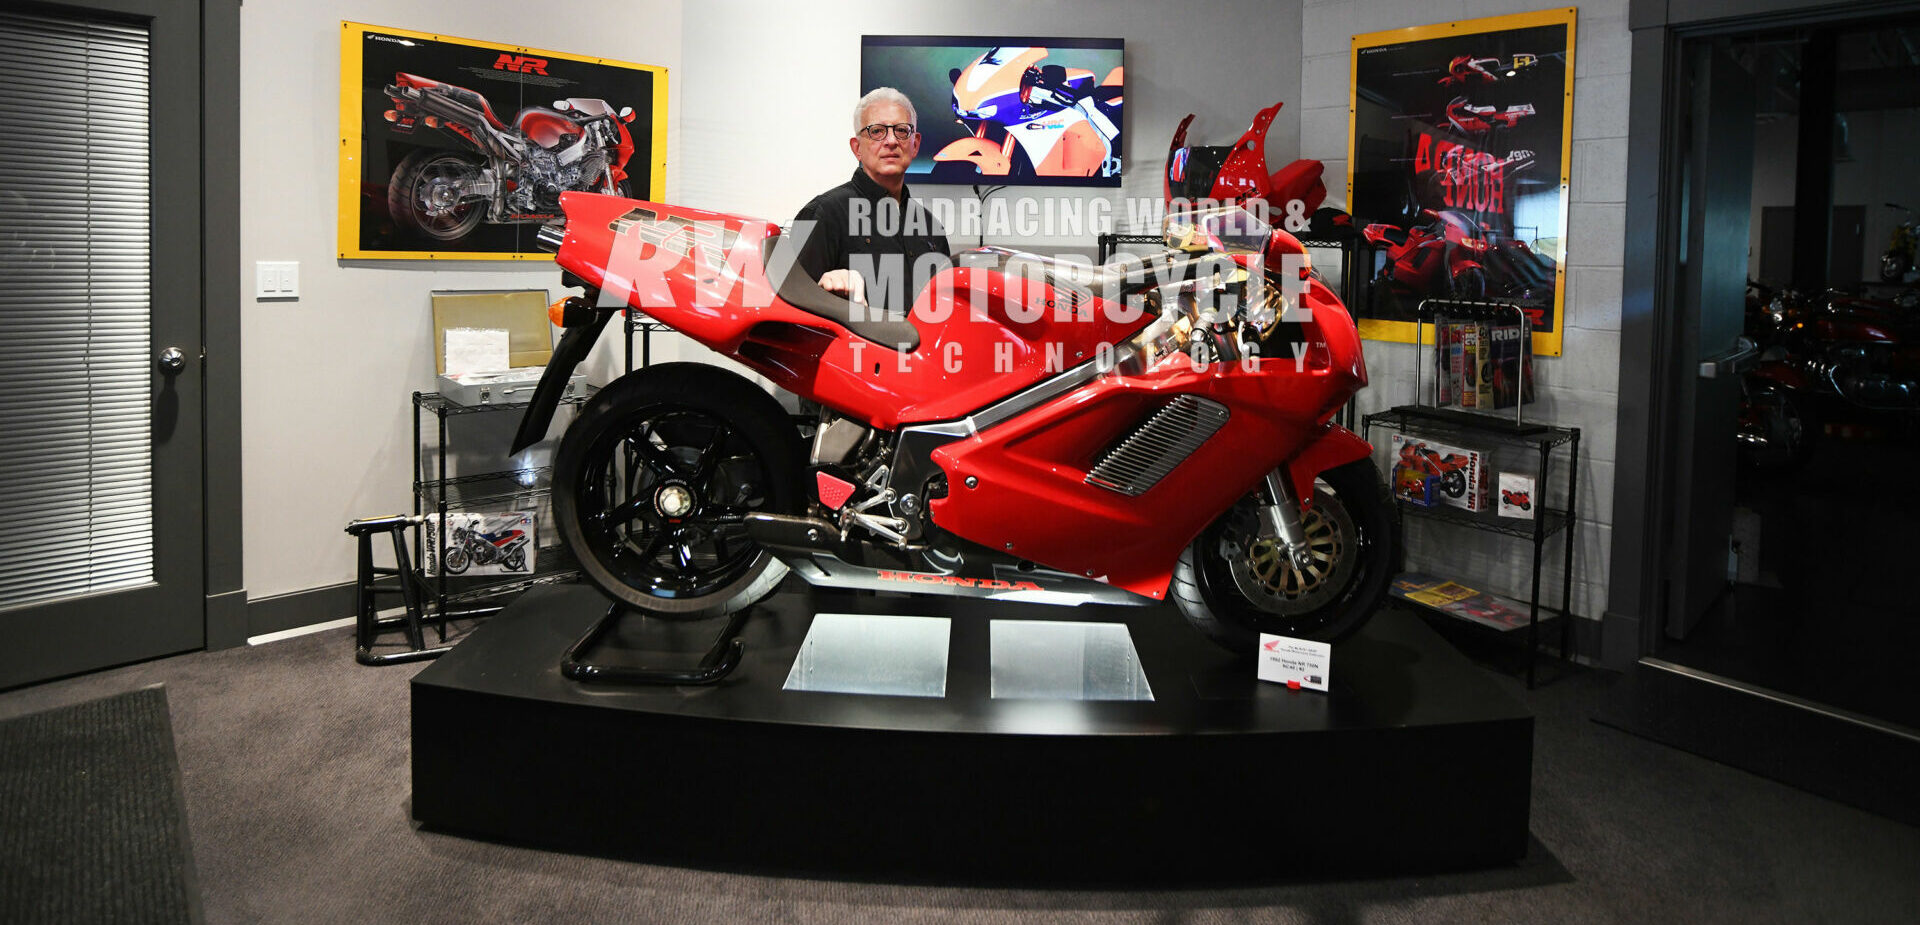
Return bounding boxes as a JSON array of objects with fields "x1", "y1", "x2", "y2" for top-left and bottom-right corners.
[
  {"x1": 411, "y1": 584, "x2": 1536, "y2": 882},
  {"x1": 411, "y1": 391, "x2": 591, "y2": 623},
  {"x1": 561, "y1": 603, "x2": 751, "y2": 684}
]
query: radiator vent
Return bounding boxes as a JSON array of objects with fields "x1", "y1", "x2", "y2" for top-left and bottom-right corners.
[{"x1": 1084, "y1": 396, "x2": 1229, "y2": 496}]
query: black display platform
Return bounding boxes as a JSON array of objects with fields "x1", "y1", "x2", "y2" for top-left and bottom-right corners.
[{"x1": 411, "y1": 584, "x2": 1534, "y2": 883}]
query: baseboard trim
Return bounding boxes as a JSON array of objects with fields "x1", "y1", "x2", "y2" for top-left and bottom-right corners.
[
  {"x1": 206, "y1": 588, "x2": 249, "y2": 650},
  {"x1": 247, "y1": 582, "x2": 357, "y2": 638}
]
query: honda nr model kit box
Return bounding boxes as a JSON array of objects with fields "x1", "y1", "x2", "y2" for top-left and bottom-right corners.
[
  {"x1": 422, "y1": 510, "x2": 537, "y2": 577},
  {"x1": 1390, "y1": 434, "x2": 1490, "y2": 512}
]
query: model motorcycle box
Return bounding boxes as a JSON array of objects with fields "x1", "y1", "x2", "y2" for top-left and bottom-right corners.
[
  {"x1": 1389, "y1": 433, "x2": 1490, "y2": 512},
  {"x1": 421, "y1": 510, "x2": 537, "y2": 577}
]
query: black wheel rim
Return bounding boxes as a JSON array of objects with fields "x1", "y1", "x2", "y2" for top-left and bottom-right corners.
[
  {"x1": 574, "y1": 407, "x2": 770, "y2": 600},
  {"x1": 409, "y1": 155, "x2": 483, "y2": 240}
]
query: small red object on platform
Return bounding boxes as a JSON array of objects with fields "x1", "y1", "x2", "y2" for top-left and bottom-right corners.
[{"x1": 1287, "y1": 680, "x2": 1302, "y2": 690}]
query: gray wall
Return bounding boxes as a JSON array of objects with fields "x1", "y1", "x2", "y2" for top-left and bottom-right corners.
[{"x1": 1305, "y1": 0, "x2": 1632, "y2": 630}]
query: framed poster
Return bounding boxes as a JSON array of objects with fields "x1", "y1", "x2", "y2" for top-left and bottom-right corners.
[
  {"x1": 1347, "y1": 8, "x2": 1575, "y2": 355},
  {"x1": 337, "y1": 22, "x2": 667, "y2": 260}
]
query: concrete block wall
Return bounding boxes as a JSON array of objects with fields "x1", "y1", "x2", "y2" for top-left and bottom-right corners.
[{"x1": 1302, "y1": 0, "x2": 1632, "y2": 633}]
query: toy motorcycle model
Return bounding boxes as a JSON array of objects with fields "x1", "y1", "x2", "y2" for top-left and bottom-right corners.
[
  {"x1": 930, "y1": 46, "x2": 1123, "y2": 181},
  {"x1": 380, "y1": 73, "x2": 638, "y2": 242},
  {"x1": 507, "y1": 187, "x2": 1394, "y2": 652},
  {"x1": 443, "y1": 524, "x2": 531, "y2": 574}
]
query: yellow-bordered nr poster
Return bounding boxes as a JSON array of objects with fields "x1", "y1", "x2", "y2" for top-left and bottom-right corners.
[
  {"x1": 338, "y1": 22, "x2": 668, "y2": 260},
  {"x1": 1347, "y1": 8, "x2": 1575, "y2": 355}
]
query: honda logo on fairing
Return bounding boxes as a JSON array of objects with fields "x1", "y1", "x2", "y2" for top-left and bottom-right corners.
[
  {"x1": 875, "y1": 571, "x2": 1045, "y2": 592},
  {"x1": 495, "y1": 54, "x2": 549, "y2": 75}
]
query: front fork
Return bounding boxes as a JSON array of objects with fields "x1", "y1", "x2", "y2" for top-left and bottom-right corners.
[{"x1": 1259, "y1": 469, "x2": 1316, "y2": 571}]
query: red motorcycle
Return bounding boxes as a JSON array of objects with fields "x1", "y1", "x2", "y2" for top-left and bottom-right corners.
[
  {"x1": 1363, "y1": 208, "x2": 1492, "y2": 300},
  {"x1": 381, "y1": 73, "x2": 638, "y2": 242},
  {"x1": 508, "y1": 188, "x2": 1393, "y2": 653}
]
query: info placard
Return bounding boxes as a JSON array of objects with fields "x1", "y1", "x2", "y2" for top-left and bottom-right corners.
[{"x1": 1256, "y1": 634, "x2": 1331, "y2": 692}]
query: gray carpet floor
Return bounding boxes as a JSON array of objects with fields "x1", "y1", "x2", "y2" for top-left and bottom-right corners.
[{"x1": 0, "y1": 613, "x2": 1915, "y2": 924}]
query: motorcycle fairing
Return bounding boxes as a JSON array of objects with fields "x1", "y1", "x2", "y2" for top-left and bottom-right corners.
[
  {"x1": 928, "y1": 291, "x2": 1370, "y2": 599},
  {"x1": 933, "y1": 136, "x2": 1014, "y2": 175},
  {"x1": 394, "y1": 73, "x2": 507, "y2": 130},
  {"x1": 548, "y1": 193, "x2": 1160, "y2": 430}
]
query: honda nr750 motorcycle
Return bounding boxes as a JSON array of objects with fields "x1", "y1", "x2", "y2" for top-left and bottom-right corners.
[
  {"x1": 381, "y1": 73, "x2": 638, "y2": 242},
  {"x1": 507, "y1": 179, "x2": 1394, "y2": 654}
]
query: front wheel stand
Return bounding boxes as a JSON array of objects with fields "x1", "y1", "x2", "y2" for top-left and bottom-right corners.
[{"x1": 560, "y1": 603, "x2": 753, "y2": 685}]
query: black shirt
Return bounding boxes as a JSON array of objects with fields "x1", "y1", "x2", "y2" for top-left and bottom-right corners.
[{"x1": 793, "y1": 168, "x2": 951, "y2": 316}]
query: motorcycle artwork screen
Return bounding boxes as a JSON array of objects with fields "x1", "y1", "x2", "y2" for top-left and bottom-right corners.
[
  {"x1": 861, "y1": 35, "x2": 1123, "y2": 187},
  {"x1": 1348, "y1": 9, "x2": 1575, "y2": 356},
  {"x1": 338, "y1": 22, "x2": 666, "y2": 259}
]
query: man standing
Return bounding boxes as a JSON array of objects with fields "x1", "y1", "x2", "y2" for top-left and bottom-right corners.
[{"x1": 793, "y1": 88, "x2": 950, "y2": 315}]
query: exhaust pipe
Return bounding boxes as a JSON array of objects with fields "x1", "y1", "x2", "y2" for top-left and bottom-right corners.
[{"x1": 536, "y1": 221, "x2": 566, "y2": 253}]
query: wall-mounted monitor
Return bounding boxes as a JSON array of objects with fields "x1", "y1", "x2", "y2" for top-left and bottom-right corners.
[{"x1": 861, "y1": 35, "x2": 1124, "y2": 188}]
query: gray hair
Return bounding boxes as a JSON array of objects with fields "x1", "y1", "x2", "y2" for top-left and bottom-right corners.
[{"x1": 853, "y1": 87, "x2": 917, "y2": 134}]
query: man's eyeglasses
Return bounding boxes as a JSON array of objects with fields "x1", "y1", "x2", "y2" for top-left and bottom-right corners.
[{"x1": 859, "y1": 123, "x2": 916, "y2": 141}]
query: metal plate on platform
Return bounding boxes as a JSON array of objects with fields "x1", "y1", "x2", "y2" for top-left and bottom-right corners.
[
  {"x1": 989, "y1": 620, "x2": 1153, "y2": 701},
  {"x1": 782, "y1": 613, "x2": 951, "y2": 697}
]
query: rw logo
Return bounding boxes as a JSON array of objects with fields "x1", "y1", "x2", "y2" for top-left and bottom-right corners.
[{"x1": 493, "y1": 54, "x2": 549, "y2": 75}]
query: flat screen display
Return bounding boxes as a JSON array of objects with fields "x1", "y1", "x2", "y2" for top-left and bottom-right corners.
[{"x1": 861, "y1": 35, "x2": 1124, "y2": 188}]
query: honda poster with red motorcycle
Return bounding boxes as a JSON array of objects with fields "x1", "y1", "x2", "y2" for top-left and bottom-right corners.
[
  {"x1": 1347, "y1": 9, "x2": 1575, "y2": 356},
  {"x1": 338, "y1": 22, "x2": 667, "y2": 260}
]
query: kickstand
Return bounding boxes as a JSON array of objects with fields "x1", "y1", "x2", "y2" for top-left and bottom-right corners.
[{"x1": 560, "y1": 603, "x2": 752, "y2": 684}]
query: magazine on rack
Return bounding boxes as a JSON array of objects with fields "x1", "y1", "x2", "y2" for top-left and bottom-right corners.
[{"x1": 1389, "y1": 572, "x2": 1533, "y2": 631}]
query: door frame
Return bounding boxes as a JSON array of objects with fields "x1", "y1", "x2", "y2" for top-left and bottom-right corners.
[
  {"x1": 201, "y1": 0, "x2": 243, "y2": 649},
  {"x1": 1603, "y1": 0, "x2": 1920, "y2": 668}
]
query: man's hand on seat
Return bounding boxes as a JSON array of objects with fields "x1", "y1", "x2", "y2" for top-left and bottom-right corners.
[{"x1": 818, "y1": 269, "x2": 867, "y2": 304}]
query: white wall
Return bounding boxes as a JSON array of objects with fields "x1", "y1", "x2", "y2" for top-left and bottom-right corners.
[
  {"x1": 1304, "y1": 0, "x2": 1631, "y2": 625},
  {"x1": 240, "y1": 0, "x2": 1305, "y2": 608},
  {"x1": 239, "y1": 0, "x2": 683, "y2": 600},
  {"x1": 677, "y1": 0, "x2": 1303, "y2": 251}
]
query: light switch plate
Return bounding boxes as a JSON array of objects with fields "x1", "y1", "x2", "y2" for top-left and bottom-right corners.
[{"x1": 255, "y1": 261, "x2": 299, "y2": 300}]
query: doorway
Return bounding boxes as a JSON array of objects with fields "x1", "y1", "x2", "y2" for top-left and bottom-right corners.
[
  {"x1": 1649, "y1": 22, "x2": 1920, "y2": 732},
  {"x1": 0, "y1": 0, "x2": 241, "y2": 689}
]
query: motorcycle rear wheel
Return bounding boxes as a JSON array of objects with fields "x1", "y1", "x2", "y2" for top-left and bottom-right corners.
[
  {"x1": 387, "y1": 149, "x2": 487, "y2": 242},
  {"x1": 553, "y1": 365, "x2": 801, "y2": 618},
  {"x1": 1171, "y1": 458, "x2": 1397, "y2": 652}
]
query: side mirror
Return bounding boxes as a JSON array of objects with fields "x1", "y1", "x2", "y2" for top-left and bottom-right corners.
[{"x1": 553, "y1": 100, "x2": 572, "y2": 112}]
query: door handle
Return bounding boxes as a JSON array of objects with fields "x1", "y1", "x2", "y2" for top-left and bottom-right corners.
[
  {"x1": 1698, "y1": 335, "x2": 1757, "y2": 379},
  {"x1": 157, "y1": 346, "x2": 187, "y2": 374}
]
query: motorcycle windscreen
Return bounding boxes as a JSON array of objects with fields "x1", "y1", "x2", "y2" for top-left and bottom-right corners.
[{"x1": 1166, "y1": 144, "x2": 1231, "y2": 201}]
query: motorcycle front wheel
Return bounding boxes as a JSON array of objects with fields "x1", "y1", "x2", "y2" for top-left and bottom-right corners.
[
  {"x1": 387, "y1": 150, "x2": 487, "y2": 242},
  {"x1": 1171, "y1": 458, "x2": 1397, "y2": 652},
  {"x1": 553, "y1": 365, "x2": 801, "y2": 618},
  {"x1": 442, "y1": 545, "x2": 471, "y2": 575}
]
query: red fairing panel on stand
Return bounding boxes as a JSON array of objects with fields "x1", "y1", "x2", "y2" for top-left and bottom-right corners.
[{"x1": 550, "y1": 193, "x2": 1153, "y2": 428}]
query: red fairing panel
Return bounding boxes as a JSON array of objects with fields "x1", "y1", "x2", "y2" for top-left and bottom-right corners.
[
  {"x1": 929, "y1": 297, "x2": 1371, "y2": 600},
  {"x1": 551, "y1": 193, "x2": 1154, "y2": 429}
]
